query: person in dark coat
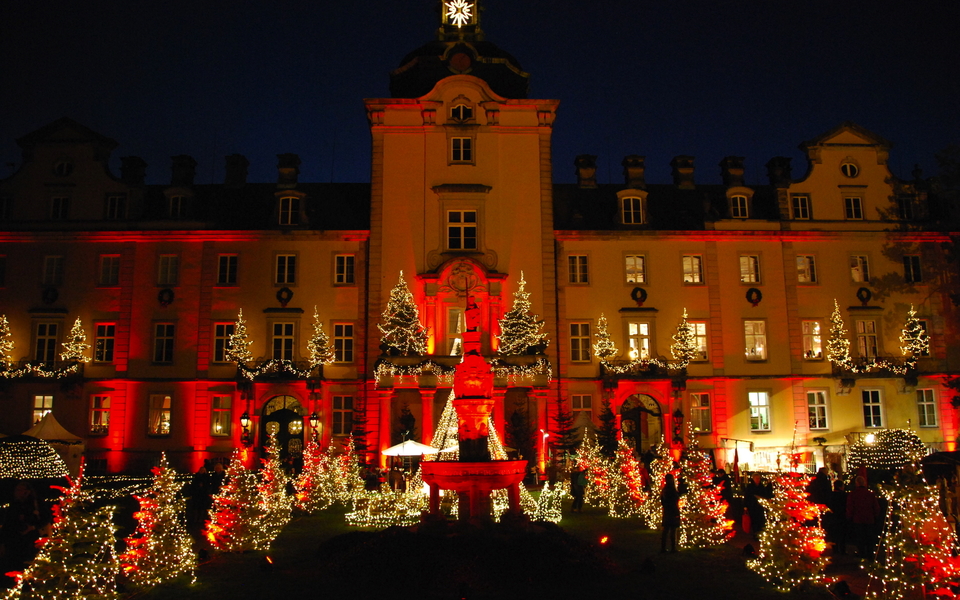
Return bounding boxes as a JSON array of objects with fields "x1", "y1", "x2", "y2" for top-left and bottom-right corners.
[
  {"x1": 661, "y1": 473, "x2": 682, "y2": 553},
  {"x1": 806, "y1": 467, "x2": 832, "y2": 507},
  {"x1": 846, "y1": 475, "x2": 882, "y2": 560},
  {"x1": 569, "y1": 467, "x2": 587, "y2": 513},
  {"x1": 825, "y1": 479, "x2": 848, "y2": 555},
  {"x1": 713, "y1": 469, "x2": 734, "y2": 517},
  {"x1": 744, "y1": 473, "x2": 772, "y2": 535}
]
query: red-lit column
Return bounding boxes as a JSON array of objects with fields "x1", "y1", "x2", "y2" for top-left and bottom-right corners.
[
  {"x1": 378, "y1": 389, "x2": 392, "y2": 469},
  {"x1": 420, "y1": 388, "x2": 435, "y2": 443}
]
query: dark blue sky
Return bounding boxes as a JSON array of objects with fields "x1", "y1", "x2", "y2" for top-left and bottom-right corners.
[{"x1": 3, "y1": 1, "x2": 957, "y2": 186}]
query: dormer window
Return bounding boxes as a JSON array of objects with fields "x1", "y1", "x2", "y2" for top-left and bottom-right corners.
[
  {"x1": 730, "y1": 195, "x2": 749, "y2": 218},
  {"x1": 169, "y1": 195, "x2": 185, "y2": 219},
  {"x1": 451, "y1": 104, "x2": 473, "y2": 122},
  {"x1": 840, "y1": 161, "x2": 860, "y2": 178},
  {"x1": 621, "y1": 197, "x2": 644, "y2": 224},
  {"x1": 53, "y1": 161, "x2": 74, "y2": 177},
  {"x1": 279, "y1": 196, "x2": 300, "y2": 225}
]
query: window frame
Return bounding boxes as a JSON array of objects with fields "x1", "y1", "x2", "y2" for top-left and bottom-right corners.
[
  {"x1": 690, "y1": 392, "x2": 712, "y2": 432},
  {"x1": 621, "y1": 197, "x2": 644, "y2": 224},
  {"x1": 147, "y1": 394, "x2": 172, "y2": 436},
  {"x1": 211, "y1": 395, "x2": 232, "y2": 437},
  {"x1": 169, "y1": 195, "x2": 185, "y2": 219},
  {"x1": 625, "y1": 254, "x2": 646, "y2": 284},
  {"x1": 34, "y1": 322, "x2": 60, "y2": 363},
  {"x1": 807, "y1": 390, "x2": 829, "y2": 430},
  {"x1": 153, "y1": 322, "x2": 175, "y2": 363},
  {"x1": 568, "y1": 255, "x2": 589, "y2": 285},
  {"x1": 627, "y1": 321, "x2": 652, "y2": 360},
  {"x1": 332, "y1": 395, "x2": 354, "y2": 436},
  {"x1": 275, "y1": 254, "x2": 297, "y2": 285},
  {"x1": 796, "y1": 255, "x2": 817, "y2": 284},
  {"x1": 571, "y1": 395, "x2": 593, "y2": 425},
  {"x1": 90, "y1": 395, "x2": 110, "y2": 436},
  {"x1": 51, "y1": 196, "x2": 70, "y2": 220},
  {"x1": 446, "y1": 210, "x2": 478, "y2": 251},
  {"x1": 451, "y1": 137, "x2": 474, "y2": 163},
  {"x1": 569, "y1": 322, "x2": 592, "y2": 363},
  {"x1": 335, "y1": 254, "x2": 356, "y2": 285},
  {"x1": 850, "y1": 255, "x2": 870, "y2": 283},
  {"x1": 32, "y1": 395, "x2": 53, "y2": 425},
  {"x1": 791, "y1": 195, "x2": 811, "y2": 220},
  {"x1": 217, "y1": 254, "x2": 238, "y2": 286},
  {"x1": 279, "y1": 196, "x2": 300, "y2": 226},
  {"x1": 917, "y1": 389, "x2": 937, "y2": 428},
  {"x1": 272, "y1": 322, "x2": 296, "y2": 361},
  {"x1": 104, "y1": 194, "x2": 128, "y2": 220},
  {"x1": 903, "y1": 255, "x2": 923, "y2": 284},
  {"x1": 730, "y1": 195, "x2": 749, "y2": 219},
  {"x1": 856, "y1": 320, "x2": 879, "y2": 359},
  {"x1": 748, "y1": 390, "x2": 771, "y2": 432},
  {"x1": 844, "y1": 196, "x2": 864, "y2": 220},
  {"x1": 94, "y1": 323, "x2": 116, "y2": 363},
  {"x1": 157, "y1": 254, "x2": 180, "y2": 286},
  {"x1": 213, "y1": 323, "x2": 235, "y2": 363},
  {"x1": 802, "y1": 320, "x2": 823, "y2": 360},
  {"x1": 682, "y1": 254, "x2": 703, "y2": 284},
  {"x1": 333, "y1": 323, "x2": 354, "y2": 363},
  {"x1": 744, "y1": 320, "x2": 767, "y2": 361},
  {"x1": 690, "y1": 321, "x2": 708, "y2": 361},
  {"x1": 862, "y1": 389, "x2": 883, "y2": 428},
  {"x1": 739, "y1": 254, "x2": 761, "y2": 284},
  {"x1": 98, "y1": 254, "x2": 121, "y2": 287}
]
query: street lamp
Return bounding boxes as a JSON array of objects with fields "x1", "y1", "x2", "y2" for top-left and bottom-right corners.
[
  {"x1": 309, "y1": 412, "x2": 320, "y2": 442},
  {"x1": 672, "y1": 408, "x2": 684, "y2": 445},
  {"x1": 240, "y1": 411, "x2": 252, "y2": 447},
  {"x1": 539, "y1": 429, "x2": 550, "y2": 478}
]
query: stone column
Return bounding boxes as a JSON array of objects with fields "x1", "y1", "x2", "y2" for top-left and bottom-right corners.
[{"x1": 420, "y1": 388, "x2": 435, "y2": 443}]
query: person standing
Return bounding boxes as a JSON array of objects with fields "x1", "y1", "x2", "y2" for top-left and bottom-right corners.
[
  {"x1": 846, "y1": 475, "x2": 882, "y2": 560},
  {"x1": 744, "y1": 474, "x2": 772, "y2": 535},
  {"x1": 661, "y1": 473, "x2": 682, "y2": 553},
  {"x1": 570, "y1": 467, "x2": 587, "y2": 513}
]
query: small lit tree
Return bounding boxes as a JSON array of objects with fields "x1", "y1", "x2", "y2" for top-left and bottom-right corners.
[
  {"x1": 605, "y1": 439, "x2": 646, "y2": 518},
  {"x1": 592, "y1": 314, "x2": 618, "y2": 362},
  {"x1": 60, "y1": 317, "x2": 91, "y2": 362},
  {"x1": 307, "y1": 306, "x2": 335, "y2": 370},
  {"x1": 225, "y1": 309, "x2": 254, "y2": 365},
  {"x1": 295, "y1": 440, "x2": 333, "y2": 513},
  {"x1": 899, "y1": 305, "x2": 930, "y2": 368},
  {"x1": 0, "y1": 314, "x2": 15, "y2": 370},
  {"x1": 205, "y1": 451, "x2": 270, "y2": 552},
  {"x1": 670, "y1": 309, "x2": 698, "y2": 369},
  {"x1": 497, "y1": 272, "x2": 549, "y2": 356},
  {"x1": 826, "y1": 299, "x2": 852, "y2": 370},
  {"x1": 378, "y1": 271, "x2": 428, "y2": 356}
]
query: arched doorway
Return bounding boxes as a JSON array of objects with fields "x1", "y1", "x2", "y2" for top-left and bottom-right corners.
[
  {"x1": 620, "y1": 394, "x2": 663, "y2": 454},
  {"x1": 261, "y1": 395, "x2": 305, "y2": 462}
]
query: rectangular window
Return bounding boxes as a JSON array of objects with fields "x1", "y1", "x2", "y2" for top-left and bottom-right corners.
[
  {"x1": 622, "y1": 197, "x2": 644, "y2": 224},
  {"x1": 627, "y1": 322, "x2": 651, "y2": 359},
  {"x1": 272, "y1": 322, "x2": 295, "y2": 360},
  {"x1": 690, "y1": 392, "x2": 712, "y2": 432},
  {"x1": 744, "y1": 320, "x2": 767, "y2": 360},
  {"x1": 856, "y1": 320, "x2": 878, "y2": 359},
  {"x1": 148, "y1": 394, "x2": 172, "y2": 435},
  {"x1": 572, "y1": 395, "x2": 592, "y2": 425},
  {"x1": 217, "y1": 255, "x2": 238, "y2": 285},
  {"x1": 730, "y1": 195, "x2": 749, "y2": 218},
  {"x1": 446, "y1": 307, "x2": 464, "y2": 355},
  {"x1": 904, "y1": 255, "x2": 923, "y2": 284},
  {"x1": 739, "y1": 255, "x2": 761, "y2": 283},
  {"x1": 791, "y1": 195, "x2": 810, "y2": 220},
  {"x1": 807, "y1": 390, "x2": 829, "y2": 430},
  {"x1": 568, "y1": 255, "x2": 589, "y2": 284},
  {"x1": 90, "y1": 395, "x2": 110, "y2": 435},
  {"x1": 797, "y1": 256, "x2": 817, "y2": 283},
  {"x1": 691, "y1": 322, "x2": 708, "y2": 361},
  {"x1": 94, "y1": 324, "x2": 116, "y2": 362},
  {"x1": 802, "y1": 320, "x2": 823, "y2": 360},
  {"x1": 451, "y1": 137, "x2": 473, "y2": 162},
  {"x1": 334, "y1": 323, "x2": 354, "y2": 363},
  {"x1": 569, "y1": 323, "x2": 591, "y2": 362},
  {"x1": 34, "y1": 322, "x2": 59, "y2": 363},
  {"x1": 748, "y1": 391, "x2": 771, "y2": 432},
  {"x1": 169, "y1": 195, "x2": 185, "y2": 219},
  {"x1": 844, "y1": 197, "x2": 863, "y2": 220},
  {"x1": 105, "y1": 194, "x2": 127, "y2": 220},
  {"x1": 682, "y1": 255, "x2": 703, "y2": 283},
  {"x1": 51, "y1": 196, "x2": 70, "y2": 220},
  {"x1": 275, "y1": 254, "x2": 296, "y2": 284},
  {"x1": 42, "y1": 255, "x2": 64, "y2": 286},
  {"x1": 447, "y1": 211, "x2": 478, "y2": 250},
  {"x1": 213, "y1": 323, "x2": 235, "y2": 363},
  {"x1": 625, "y1": 255, "x2": 646, "y2": 284},
  {"x1": 211, "y1": 395, "x2": 232, "y2": 436},
  {"x1": 32, "y1": 395, "x2": 53, "y2": 424},
  {"x1": 153, "y1": 323, "x2": 175, "y2": 363},
  {"x1": 279, "y1": 196, "x2": 300, "y2": 225},
  {"x1": 850, "y1": 255, "x2": 870, "y2": 282},
  {"x1": 333, "y1": 396, "x2": 354, "y2": 435},
  {"x1": 917, "y1": 389, "x2": 937, "y2": 427},
  {"x1": 99, "y1": 255, "x2": 120, "y2": 286},
  {"x1": 157, "y1": 254, "x2": 179, "y2": 286},
  {"x1": 862, "y1": 389, "x2": 883, "y2": 428},
  {"x1": 335, "y1": 254, "x2": 355, "y2": 285},
  {"x1": 897, "y1": 197, "x2": 915, "y2": 221}
]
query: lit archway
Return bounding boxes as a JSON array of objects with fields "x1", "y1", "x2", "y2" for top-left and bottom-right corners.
[
  {"x1": 619, "y1": 394, "x2": 663, "y2": 454},
  {"x1": 260, "y1": 395, "x2": 305, "y2": 462}
]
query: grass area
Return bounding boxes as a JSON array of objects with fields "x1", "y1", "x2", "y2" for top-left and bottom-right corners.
[{"x1": 136, "y1": 498, "x2": 842, "y2": 600}]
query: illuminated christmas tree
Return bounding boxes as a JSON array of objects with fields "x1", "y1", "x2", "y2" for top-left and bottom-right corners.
[
  {"x1": 575, "y1": 430, "x2": 605, "y2": 507},
  {"x1": 259, "y1": 434, "x2": 293, "y2": 543},
  {"x1": 119, "y1": 453, "x2": 196, "y2": 588},
  {"x1": 295, "y1": 440, "x2": 334, "y2": 513},
  {"x1": 532, "y1": 482, "x2": 564, "y2": 523},
  {"x1": 848, "y1": 428, "x2": 926, "y2": 469},
  {"x1": 225, "y1": 309, "x2": 254, "y2": 365},
  {"x1": 5, "y1": 469, "x2": 120, "y2": 600},
  {"x1": 205, "y1": 451, "x2": 270, "y2": 552},
  {"x1": 497, "y1": 272, "x2": 549, "y2": 356},
  {"x1": 330, "y1": 435, "x2": 364, "y2": 505},
  {"x1": 679, "y1": 432, "x2": 734, "y2": 548},
  {"x1": 899, "y1": 305, "x2": 930, "y2": 369},
  {"x1": 592, "y1": 314, "x2": 618, "y2": 362},
  {"x1": 0, "y1": 314, "x2": 15, "y2": 368},
  {"x1": 378, "y1": 271, "x2": 427, "y2": 356},
  {"x1": 307, "y1": 306, "x2": 335, "y2": 370},
  {"x1": 60, "y1": 317, "x2": 91, "y2": 362},
  {"x1": 429, "y1": 390, "x2": 460, "y2": 460},
  {"x1": 670, "y1": 309, "x2": 698, "y2": 369},
  {"x1": 866, "y1": 482, "x2": 960, "y2": 599},
  {"x1": 605, "y1": 438, "x2": 646, "y2": 518},
  {"x1": 826, "y1": 299, "x2": 852, "y2": 370},
  {"x1": 747, "y1": 472, "x2": 829, "y2": 592},
  {"x1": 639, "y1": 438, "x2": 673, "y2": 528}
]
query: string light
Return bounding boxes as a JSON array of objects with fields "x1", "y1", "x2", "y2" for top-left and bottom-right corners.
[
  {"x1": 378, "y1": 271, "x2": 428, "y2": 356},
  {"x1": 828, "y1": 300, "x2": 927, "y2": 375},
  {"x1": 848, "y1": 429, "x2": 926, "y2": 469},
  {"x1": 679, "y1": 426, "x2": 734, "y2": 548},
  {"x1": 496, "y1": 272, "x2": 549, "y2": 357},
  {"x1": 306, "y1": 306, "x2": 336, "y2": 369},
  {"x1": 258, "y1": 435, "x2": 293, "y2": 544},
  {"x1": 0, "y1": 437, "x2": 69, "y2": 479},
  {"x1": 204, "y1": 450, "x2": 274, "y2": 552},
  {"x1": 594, "y1": 309, "x2": 700, "y2": 374}
]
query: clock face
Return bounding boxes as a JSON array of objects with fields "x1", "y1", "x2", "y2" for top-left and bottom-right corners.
[{"x1": 445, "y1": 0, "x2": 474, "y2": 28}]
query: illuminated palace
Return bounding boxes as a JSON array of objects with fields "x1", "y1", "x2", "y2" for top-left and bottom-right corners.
[{"x1": 0, "y1": 1, "x2": 956, "y2": 474}]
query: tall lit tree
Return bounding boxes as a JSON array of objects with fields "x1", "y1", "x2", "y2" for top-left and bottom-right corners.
[
  {"x1": 307, "y1": 306, "x2": 335, "y2": 370},
  {"x1": 60, "y1": 317, "x2": 91, "y2": 362},
  {"x1": 205, "y1": 451, "x2": 270, "y2": 552},
  {"x1": 826, "y1": 299, "x2": 852, "y2": 370},
  {"x1": 0, "y1": 314, "x2": 15, "y2": 369},
  {"x1": 225, "y1": 309, "x2": 254, "y2": 365},
  {"x1": 378, "y1": 271, "x2": 427, "y2": 356},
  {"x1": 899, "y1": 305, "x2": 930, "y2": 368},
  {"x1": 605, "y1": 438, "x2": 646, "y2": 518},
  {"x1": 592, "y1": 313, "x2": 618, "y2": 362},
  {"x1": 295, "y1": 440, "x2": 333, "y2": 513},
  {"x1": 639, "y1": 438, "x2": 673, "y2": 528},
  {"x1": 670, "y1": 309, "x2": 698, "y2": 369},
  {"x1": 497, "y1": 272, "x2": 549, "y2": 356},
  {"x1": 679, "y1": 429, "x2": 734, "y2": 548},
  {"x1": 259, "y1": 434, "x2": 293, "y2": 544}
]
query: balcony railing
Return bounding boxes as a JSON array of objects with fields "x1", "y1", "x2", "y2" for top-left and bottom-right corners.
[{"x1": 2, "y1": 359, "x2": 85, "y2": 380}]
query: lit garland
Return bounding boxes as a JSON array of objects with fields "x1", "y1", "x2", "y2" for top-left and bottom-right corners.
[
  {"x1": 237, "y1": 358, "x2": 313, "y2": 381},
  {"x1": 679, "y1": 427, "x2": 734, "y2": 548},
  {"x1": 119, "y1": 453, "x2": 197, "y2": 588},
  {"x1": 594, "y1": 309, "x2": 699, "y2": 374},
  {"x1": 848, "y1": 428, "x2": 927, "y2": 469},
  {"x1": 373, "y1": 358, "x2": 455, "y2": 387},
  {"x1": 866, "y1": 482, "x2": 960, "y2": 599},
  {"x1": 258, "y1": 434, "x2": 293, "y2": 544},
  {"x1": 205, "y1": 450, "x2": 272, "y2": 552},
  {"x1": 307, "y1": 306, "x2": 336, "y2": 369},
  {"x1": 496, "y1": 272, "x2": 549, "y2": 356},
  {"x1": 0, "y1": 437, "x2": 69, "y2": 479},
  {"x1": 4, "y1": 466, "x2": 121, "y2": 600},
  {"x1": 747, "y1": 472, "x2": 830, "y2": 592},
  {"x1": 827, "y1": 300, "x2": 925, "y2": 375},
  {"x1": 489, "y1": 356, "x2": 552, "y2": 383},
  {"x1": 84, "y1": 475, "x2": 156, "y2": 501},
  {"x1": 0, "y1": 315, "x2": 86, "y2": 379},
  {"x1": 378, "y1": 271, "x2": 428, "y2": 356}
]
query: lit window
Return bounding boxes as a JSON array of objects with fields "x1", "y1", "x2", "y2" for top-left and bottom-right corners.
[
  {"x1": 42, "y1": 256, "x2": 64, "y2": 286},
  {"x1": 272, "y1": 322, "x2": 295, "y2": 361},
  {"x1": 153, "y1": 323, "x2": 175, "y2": 363},
  {"x1": 844, "y1": 197, "x2": 863, "y2": 220},
  {"x1": 840, "y1": 162, "x2": 859, "y2": 178},
  {"x1": 334, "y1": 323, "x2": 354, "y2": 363},
  {"x1": 748, "y1": 391, "x2": 770, "y2": 432},
  {"x1": 691, "y1": 322, "x2": 708, "y2": 361},
  {"x1": 279, "y1": 197, "x2": 300, "y2": 225},
  {"x1": 32, "y1": 395, "x2": 53, "y2": 425},
  {"x1": 335, "y1": 254, "x2": 355, "y2": 284},
  {"x1": 90, "y1": 395, "x2": 110, "y2": 435},
  {"x1": 791, "y1": 195, "x2": 810, "y2": 220},
  {"x1": 802, "y1": 320, "x2": 823, "y2": 360},
  {"x1": 850, "y1": 255, "x2": 869, "y2": 282},
  {"x1": 568, "y1": 255, "x2": 588, "y2": 284},
  {"x1": 903, "y1": 255, "x2": 922, "y2": 284},
  {"x1": 276, "y1": 254, "x2": 296, "y2": 284},
  {"x1": 51, "y1": 196, "x2": 70, "y2": 220},
  {"x1": 157, "y1": 254, "x2": 179, "y2": 286},
  {"x1": 807, "y1": 391, "x2": 828, "y2": 430},
  {"x1": 169, "y1": 195, "x2": 185, "y2": 219},
  {"x1": 625, "y1": 255, "x2": 645, "y2": 283},
  {"x1": 105, "y1": 194, "x2": 127, "y2": 220},
  {"x1": 148, "y1": 394, "x2": 172, "y2": 435},
  {"x1": 682, "y1": 255, "x2": 703, "y2": 283},
  {"x1": 99, "y1": 255, "x2": 120, "y2": 286},
  {"x1": 447, "y1": 211, "x2": 478, "y2": 250},
  {"x1": 917, "y1": 389, "x2": 937, "y2": 427},
  {"x1": 797, "y1": 256, "x2": 816, "y2": 283},
  {"x1": 856, "y1": 320, "x2": 878, "y2": 359},
  {"x1": 451, "y1": 137, "x2": 473, "y2": 162},
  {"x1": 739, "y1": 255, "x2": 760, "y2": 283},
  {"x1": 628, "y1": 322, "x2": 651, "y2": 359},
  {"x1": 622, "y1": 197, "x2": 644, "y2": 224},
  {"x1": 217, "y1": 255, "x2": 238, "y2": 285},
  {"x1": 447, "y1": 307, "x2": 464, "y2": 355},
  {"x1": 34, "y1": 322, "x2": 59, "y2": 363},
  {"x1": 690, "y1": 393, "x2": 711, "y2": 432},
  {"x1": 213, "y1": 323, "x2": 235, "y2": 363},
  {"x1": 744, "y1": 320, "x2": 767, "y2": 361},
  {"x1": 94, "y1": 324, "x2": 116, "y2": 362},
  {"x1": 333, "y1": 396, "x2": 354, "y2": 435},
  {"x1": 572, "y1": 395, "x2": 592, "y2": 425},
  {"x1": 211, "y1": 395, "x2": 232, "y2": 436},
  {"x1": 730, "y1": 195, "x2": 749, "y2": 218},
  {"x1": 451, "y1": 105, "x2": 473, "y2": 121},
  {"x1": 569, "y1": 323, "x2": 591, "y2": 362},
  {"x1": 862, "y1": 389, "x2": 883, "y2": 428}
]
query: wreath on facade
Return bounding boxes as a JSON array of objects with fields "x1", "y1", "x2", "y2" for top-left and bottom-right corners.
[
  {"x1": 158, "y1": 288, "x2": 175, "y2": 307},
  {"x1": 856, "y1": 287, "x2": 872, "y2": 306},
  {"x1": 630, "y1": 286, "x2": 648, "y2": 306},
  {"x1": 276, "y1": 287, "x2": 294, "y2": 307},
  {"x1": 746, "y1": 287, "x2": 762, "y2": 306}
]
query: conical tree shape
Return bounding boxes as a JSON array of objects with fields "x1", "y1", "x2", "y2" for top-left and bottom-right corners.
[
  {"x1": 497, "y1": 272, "x2": 549, "y2": 356},
  {"x1": 670, "y1": 309, "x2": 698, "y2": 368},
  {"x1": 60, "y1": 317, "x2": 91, "y2": 362},
  {"x1": 639, "y1": 438, "x2": 673, "y2": 528},
  {"x1": 378, "y1": 272, "x2": 427, "y2": 356},
  {"x1": 259, "y1": 434, "x2": 293, "y2": 544},
  {"x1": 606, "y1": 438, "x2": 646, "y2": 518},
  {"x1": 307, "y1": 306, "x2": 336, "y2": 369},
  {"x1": 899, "y1": 305, "x2": 929, "y2": 368},
  {"x1": 225, "y1": 309, "x2": 254, "y2": 365},
  {"x1": 294, "y1": 439, "x2": 334, "y2": 513},
  {"x1": 679, "y1": 428, "x2": 734, "y2": 548},
  {"x1": 592, "y1": 314, "x2": 618, "y2": 362},
  {"x1": 205, "y1": 451, "x2": 271, "y2": 552}
]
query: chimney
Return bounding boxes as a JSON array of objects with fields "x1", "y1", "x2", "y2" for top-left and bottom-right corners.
[
  {"x1": 670, "y1": 156, "x2": 695, "y2": 189},
  {"x1": 719, "y1": 156, "x2": 745, "y2": 187},
  {"x1": 170, "y1": 155, "x2": 197, "y2": 186},
  {"x1": 622, "y1": 155, "x2": 646, "y2": 189},
  {"x1": 277, "y1": 153, "x2": 301, "y2": 188},
  {"x1": 224, "y1": 154, "x2": 249, "y2": 187},
  {"x1": 574, "y1": 155, "x2": 598, "y2": 189},
  {"x1": 120, "y1": 156, "x2": 147, "y2": 186},
  {"x1": 765, "y1": 157, "x2": 793, "y2": 188}
]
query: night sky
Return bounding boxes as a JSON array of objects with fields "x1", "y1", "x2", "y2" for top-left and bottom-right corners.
[{"x1": 3, "y1": 1, "x2": 957, "y2": 187}]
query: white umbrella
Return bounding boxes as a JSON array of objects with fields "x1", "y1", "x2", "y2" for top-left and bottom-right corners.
[{"x1": 381, "y1": 440, "x2": 441, "y2": 456}]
